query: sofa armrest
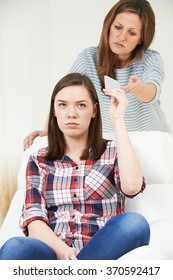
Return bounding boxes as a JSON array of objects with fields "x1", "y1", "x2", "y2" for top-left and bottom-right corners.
[
  {"x1": 0, "y1": 189, "x2": 24, "y2": 247},
  {"x1": 1, "y1": 189, "x2": 24, "y2": 229}
]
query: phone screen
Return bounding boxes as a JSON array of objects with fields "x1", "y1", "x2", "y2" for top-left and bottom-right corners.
[{"x1": 104, "y1": 75, "x2": 120, "y2": 89}]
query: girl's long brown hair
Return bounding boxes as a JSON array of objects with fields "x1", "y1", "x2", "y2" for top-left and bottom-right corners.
[
  {"x1": 46, "y1": 73, "x2": 107, "y2": 160},
  {"x1": 97, "y1": 0, "x2": 155, "y2": 85}
]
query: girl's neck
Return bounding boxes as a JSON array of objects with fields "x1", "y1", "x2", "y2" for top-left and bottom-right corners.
[{"x1": 65, "y1": 136, "x2": 87, "y2": 164}]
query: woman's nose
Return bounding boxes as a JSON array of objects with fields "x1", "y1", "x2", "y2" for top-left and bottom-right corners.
[{"x1": 118, "y1": 30, "x2": 127, "y2": 41}]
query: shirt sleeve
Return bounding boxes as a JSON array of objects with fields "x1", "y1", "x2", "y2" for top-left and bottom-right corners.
[
  {"x1": 142, "y1": 50, "x2": 164, "y2": 104},
  {"x1": 19, "y1": 153, "x2": 49, "y2": 235}
]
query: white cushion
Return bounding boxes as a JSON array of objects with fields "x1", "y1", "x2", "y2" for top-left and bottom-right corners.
[
  {"x1": 125, "y1": 182, "x2": 173, "y2": 258},
  {"x1": 150, "y1": 220, "x2": 173, "y2": 259},
  {"x1": 118, "y1": 245, "x2": 170, "y2": 260},
  {"x1": 104, "y1": 131, "x2": 173, "y2": 184},
  {"x1": 129, "y1": 131, "x2": 173, "y2": 184},
  {"x1": 125, "y1": 183, "x2": 173, "y2": 223}
]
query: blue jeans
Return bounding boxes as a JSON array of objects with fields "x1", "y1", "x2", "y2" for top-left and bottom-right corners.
[{"x1": 0, "y1": 212, "x2": 150, "y2": 260}]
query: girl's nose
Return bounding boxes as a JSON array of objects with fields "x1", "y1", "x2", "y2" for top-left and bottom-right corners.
[{"x1": 67, "y1": 106, "x2": 77, "y2": 118}]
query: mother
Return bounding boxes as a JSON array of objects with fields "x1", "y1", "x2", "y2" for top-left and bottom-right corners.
[{"x1": 24, "y1": 0, "x2": 170, "y2": 150}]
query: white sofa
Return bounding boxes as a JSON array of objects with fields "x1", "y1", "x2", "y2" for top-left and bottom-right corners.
[{"x1": 0, "y1": 131, "x2": 173, "y2": 259}]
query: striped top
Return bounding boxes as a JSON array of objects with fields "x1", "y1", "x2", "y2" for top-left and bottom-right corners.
[
  {"x1": 69, "y1": 47, "x2": 170, "y2": 134},
  {"x1": 20, "y1": 141, "x2": 145, "y2": 250}
]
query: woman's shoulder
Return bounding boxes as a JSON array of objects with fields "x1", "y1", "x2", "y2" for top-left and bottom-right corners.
[
  {"x1": 81, "y1": 46, "x2": 98, "y2": 58},
  {"x1": 143, "y1": 49, "x2": 162, "y2": 61},
  {"x1": 141, "y1": 49, "x2": 163, "y2": 68}
]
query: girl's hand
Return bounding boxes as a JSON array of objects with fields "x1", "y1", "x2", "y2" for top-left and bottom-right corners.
[
  {"x1": 57, "y1": 246, "x2": 80, "y2": 260},
  {"x1": 103, "y1": 88, "x2": 128, "y2": 123}
]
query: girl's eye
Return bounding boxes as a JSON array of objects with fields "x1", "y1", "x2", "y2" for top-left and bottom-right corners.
[
  {"x1": 58, "y1": 103, "x2": 67, "y2": 108},
  {"x1": 77, "y1": 103, "x2": 86, "y2": 108}
]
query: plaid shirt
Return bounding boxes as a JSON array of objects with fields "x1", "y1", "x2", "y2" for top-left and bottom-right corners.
[{"x1": 20, "y1": 140, "x2": 145, "y2": 250}]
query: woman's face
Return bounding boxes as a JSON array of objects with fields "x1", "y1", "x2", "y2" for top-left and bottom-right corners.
[
  {"x1": 109, "y1": 12, "x2": 142, "y2": 60},
  {"x1": 54, "y1": 85, "x2": 97, "y2": 140}
]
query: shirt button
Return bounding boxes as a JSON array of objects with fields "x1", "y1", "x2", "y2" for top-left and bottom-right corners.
[
  {"x1": 76, "y1": 166, "x2": 79, "y2": 170},
  {"x1": 74, "y1": 193, "x2": 77, "y2": 197}
]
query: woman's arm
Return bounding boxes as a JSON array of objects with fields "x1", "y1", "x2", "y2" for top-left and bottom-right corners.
[
  {"x1": 123, "y1": 51, "x2": 164, "y2": 103},
  {"x1": 103, "y1": 88, "x2": 143, "y2": 196},
  {"x1": 28, "y1": 220, "x2": 79, "y2": 260},
  {"x1": 123, "y1": 75, "x2": 156, "y2": 102}
]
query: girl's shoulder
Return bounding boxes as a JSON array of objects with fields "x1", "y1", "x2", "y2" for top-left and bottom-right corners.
[
  {"x1": 30, "y1": 147, "x2": 48, "y2": 162},
  {"x1": 100, "y1": 140, "x2": 117, "y2": 159}
]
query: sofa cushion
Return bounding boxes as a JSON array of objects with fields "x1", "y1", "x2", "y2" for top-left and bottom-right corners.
[
  {"x1": 118, "y1": 244, "x2": 170, "y2": 260},
  {"x1": 104, "y1": 131, "x2": 173, "y2": 184},
  {"x1": 125, "y1": 183, "x2": 173, "y2": 223}
]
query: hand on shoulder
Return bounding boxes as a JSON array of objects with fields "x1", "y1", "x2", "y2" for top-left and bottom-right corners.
[{"x1": 23, "y1": 130, "x2": 47, "y2": 151}]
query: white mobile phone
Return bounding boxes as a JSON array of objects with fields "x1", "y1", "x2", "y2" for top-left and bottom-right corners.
[{"x1": 104, "y1": 75, "x2": 120, "y2": 89}]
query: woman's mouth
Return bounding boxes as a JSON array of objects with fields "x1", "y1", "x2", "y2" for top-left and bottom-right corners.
[{"x1": 115, "y1": 42, "x2": 124, "y2": 48}]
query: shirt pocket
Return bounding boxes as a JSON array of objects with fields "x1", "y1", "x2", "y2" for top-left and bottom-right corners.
[{"x1": 84, "y1": 164, "x2": 117, "y2": 200}]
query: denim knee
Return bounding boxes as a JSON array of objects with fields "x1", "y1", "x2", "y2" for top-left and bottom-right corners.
[
  {"x1": 1, "y1": 236, "x2": 23, "y2": 251},
  {"x1": 0, "y1": 237, "x2": 25, "y2": 259},
  {"x1": 124, "y1": 212, "x2": 150, "y2": 238},
  {"x1": 0, "y1": 236, "x2": 57, "y2": 260},
  {"x1": 106, "y1": 212, "x2": 150, "y2": 244}
]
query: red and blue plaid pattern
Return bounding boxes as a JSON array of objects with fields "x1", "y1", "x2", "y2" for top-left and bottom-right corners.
[{"x1": 20, "y1": 140, "x2": 145, "y2": 250}]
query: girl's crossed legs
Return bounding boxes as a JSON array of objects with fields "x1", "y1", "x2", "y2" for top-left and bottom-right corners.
[{"x1": 0, "y1": 212, "x2": 150, "y2": 260}]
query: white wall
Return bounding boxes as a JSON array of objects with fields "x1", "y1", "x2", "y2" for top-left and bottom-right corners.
[{"x1": 0, "y1": 0, "x2": 173, "y2": 162}]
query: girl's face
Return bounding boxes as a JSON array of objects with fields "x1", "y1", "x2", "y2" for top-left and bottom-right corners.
[
  {"x1": 109, "y1": 12, "x2": 142, "y2": 60},
  {"x1": 54, "y1": 85, "x2": 97, "y2": 140}
]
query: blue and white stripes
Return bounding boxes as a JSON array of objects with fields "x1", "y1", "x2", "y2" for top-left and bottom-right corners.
[{"x1": 69, "y1": 47, "x2": 170, "y2": 133}]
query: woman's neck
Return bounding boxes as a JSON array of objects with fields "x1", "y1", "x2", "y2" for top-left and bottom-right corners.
[
  {"x1": 116, "y1": 54, "x2": 131, "y2": 69},
  {"x1": 116, "y1": 59, "x2": 131, "y2": 69}
]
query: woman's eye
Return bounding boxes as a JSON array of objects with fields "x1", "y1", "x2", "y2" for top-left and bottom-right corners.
[
  {"x1": 129, "y1": 31, "x2": 136, "y2": 36},
  {"x1": 114, "y1": 25, "x2": 121, "y2": 30}
]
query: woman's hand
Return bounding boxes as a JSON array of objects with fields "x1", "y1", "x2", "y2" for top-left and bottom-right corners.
[
  {"x1": 122, "y1": 75, "x2": 141, "y2": 94},
  {"x1": 23, "y1": 130, "x2": 47, "y2": 151},
  {"x1": 103, "y1": 88, "x2": 128, "y2": 123},
  {"x1": 122, "y1": 75, "x2": 156, "y2": 102}
]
